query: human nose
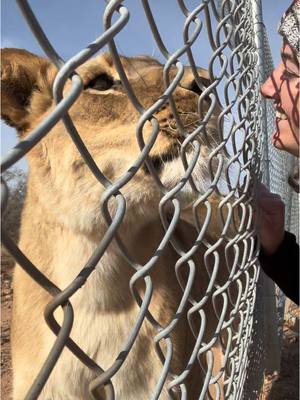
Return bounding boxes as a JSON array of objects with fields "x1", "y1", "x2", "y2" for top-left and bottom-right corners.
[
  {"x1": 261, "y1": 76, "x2": 275, "y2": 99},
  {"x1": 260, "y1": 75, "x2": 279, "y2": 101},
  {"x1": 260, "y1": 65, "x2": 282, "y2": 101}
]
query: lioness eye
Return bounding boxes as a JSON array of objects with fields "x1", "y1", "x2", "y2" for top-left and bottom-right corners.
[
  {"x1": 85, "y1": 74, "x2": 114, "y2": 91},
  {"x1": 189, "y1": 78, "x2": 210, "y2": 95}
]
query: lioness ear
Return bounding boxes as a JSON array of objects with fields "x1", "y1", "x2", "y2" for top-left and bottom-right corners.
[{"x1": 1, "y1": 48, "x2": 54, "y2": 132}]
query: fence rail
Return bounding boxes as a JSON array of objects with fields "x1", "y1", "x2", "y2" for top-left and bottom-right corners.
[{"x1": 1, "y1": 0, "x2": 296, "y2": 399}]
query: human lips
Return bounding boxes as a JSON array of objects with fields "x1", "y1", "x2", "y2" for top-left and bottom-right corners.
[{"x1": 275, "y1": 110, "x2": 287, "y2": 120}]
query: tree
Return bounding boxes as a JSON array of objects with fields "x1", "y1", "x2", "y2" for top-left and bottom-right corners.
[{"x1": 2, "y1": 168, "x2": 27, "y2": 242}]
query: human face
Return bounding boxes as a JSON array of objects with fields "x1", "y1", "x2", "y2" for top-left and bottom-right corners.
[{"x1": 260, "y1": 42, "x2": 299, "y2": 157}]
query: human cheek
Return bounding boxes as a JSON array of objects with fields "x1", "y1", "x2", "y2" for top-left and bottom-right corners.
[
  {"x1": 291, "y1": 86, "x2": 299, "y2": 127},
  {"x1": 284, "y1": 81, "x2": 299, "y2": 130}
]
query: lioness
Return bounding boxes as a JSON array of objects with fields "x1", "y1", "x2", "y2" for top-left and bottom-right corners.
[{"x1": 1, "y1": 48, "x2": 227, "y2": 399}]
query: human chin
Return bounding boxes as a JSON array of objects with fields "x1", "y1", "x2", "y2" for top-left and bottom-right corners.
[
  {"x1": 272, "y1": 122, "x2": 299, "y2": 156},
  {"x1": 272, "y1": 119, "x2": 289, "y2": 144}
]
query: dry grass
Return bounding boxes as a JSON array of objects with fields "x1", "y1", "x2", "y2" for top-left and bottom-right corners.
[
  {"x1": 261, "y1": 301, "x2": 299, "y2": 400},
  {"x1": 1, "y1": 251, "x2": 14, "y2": 400}
]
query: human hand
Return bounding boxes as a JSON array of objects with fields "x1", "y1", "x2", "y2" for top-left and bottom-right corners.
[{"x1": 256, "y1": 183, "x2": 285, "y2": 255}]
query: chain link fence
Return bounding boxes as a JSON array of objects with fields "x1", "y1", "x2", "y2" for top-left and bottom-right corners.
[
  {"x1": 1, "y1": 0, "x2": 295, "y2": 399},
  {"x1": 251, "y1": 1, "x2": 299, "y2": 381}
]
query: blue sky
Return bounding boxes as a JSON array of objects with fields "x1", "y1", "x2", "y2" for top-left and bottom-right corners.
[{"x1": 1, "y1": 1, "x2": 289, "y2": 169}]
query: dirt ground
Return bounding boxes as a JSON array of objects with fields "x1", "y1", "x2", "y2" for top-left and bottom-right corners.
[
  {"x1": 261, "y1": 302, "x2": 299, "y2": 400},
  {"x1": 1, "y1": 251, "x2": 299, "y2": 399},
  {"x1": 1, "y1": 251, "x2": 13, "y2": 400}
]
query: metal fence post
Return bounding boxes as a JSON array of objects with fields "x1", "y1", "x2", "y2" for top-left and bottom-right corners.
[{"x1": 251, "y1": 0, "x2": 269, "y2": 187}]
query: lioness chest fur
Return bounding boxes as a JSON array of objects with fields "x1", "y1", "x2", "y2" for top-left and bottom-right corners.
[{"x1": 1, "y1": 48, "x2": 225, "y2": 399}]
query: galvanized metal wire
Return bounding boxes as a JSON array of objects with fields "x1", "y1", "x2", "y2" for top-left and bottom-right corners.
[{"x1": 1, "y1": 0, "x2": 291, "y2": 399}]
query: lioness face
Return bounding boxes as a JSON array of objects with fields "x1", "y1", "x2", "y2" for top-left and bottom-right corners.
[{"x1": 2, "y1": 49, "x2": 218, "y2": 237}]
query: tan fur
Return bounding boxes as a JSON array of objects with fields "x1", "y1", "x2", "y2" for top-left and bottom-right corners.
[{"x1": 1, "y1": 48, "x2": 228, "y2": 399}]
